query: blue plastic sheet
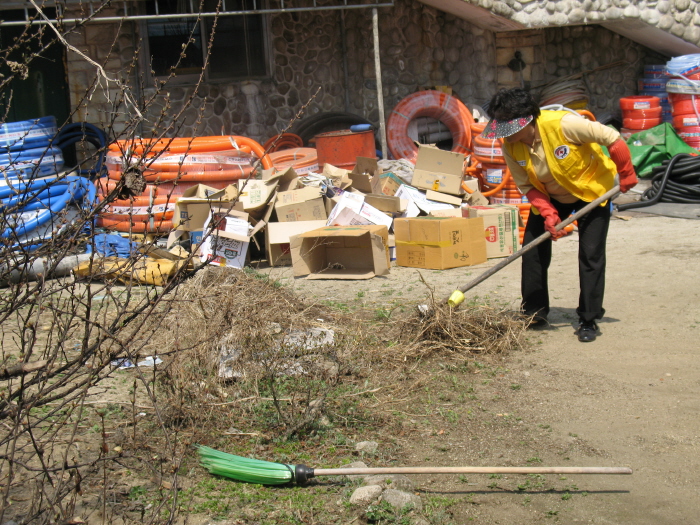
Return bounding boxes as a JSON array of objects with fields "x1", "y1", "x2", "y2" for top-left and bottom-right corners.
[{"x1": 88, "y1": 233, "x2": 139, "y2": 258}]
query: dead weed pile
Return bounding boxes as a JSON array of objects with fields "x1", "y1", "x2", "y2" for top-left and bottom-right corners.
[
  {"x1": 137, "y1": 268, "x2": 527, "y2": 440},
  {"x1": 142, "y1": 268, "x2": 370, "y2": 439},
  {"x1": 388, "y1": 299, "x2": 528, "y2": 364}
]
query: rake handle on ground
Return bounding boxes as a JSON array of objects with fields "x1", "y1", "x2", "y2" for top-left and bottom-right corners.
[
  {"x1": 311, "y1": 466, "x2": 632, "y2": 476},
  {"x1": 442, "y1": 186, "x2": 621, "y2": 304}
]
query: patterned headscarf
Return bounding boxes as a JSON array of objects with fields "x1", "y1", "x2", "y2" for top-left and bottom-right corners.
[{"x1": 480, "y1": 115, "x2": 534, "y2": 139}]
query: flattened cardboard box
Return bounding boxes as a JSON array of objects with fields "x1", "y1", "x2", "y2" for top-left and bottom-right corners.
[
  {"x1": 266, "y1": 220, "x2": 327, "y2": 267},
  {"x1": 393, "y1": 217, "x2": 487, "y2": 270},
  {"x1": 466, "y1": 204, "x2": 520, "y2": 258},
  {"x1": 411, "y1": 145, "x2": 466, "y2": 196},
  {"x1": 290, "y1": 225, "x2": 390, "y2": 280}
]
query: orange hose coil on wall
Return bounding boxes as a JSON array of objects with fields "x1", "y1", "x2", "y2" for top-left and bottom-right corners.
[{"x1": 386, "y1": 90, "x2": 474, "y2": 162}]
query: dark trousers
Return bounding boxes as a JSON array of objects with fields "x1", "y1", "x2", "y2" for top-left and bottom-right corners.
[{"x1": 521, "y1": 198, "x2": 610, "y2": 323}]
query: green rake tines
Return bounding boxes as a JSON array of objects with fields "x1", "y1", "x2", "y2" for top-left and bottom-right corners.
[{"x1": 197, "y1": 445, "x2": 632, "y2": 486}]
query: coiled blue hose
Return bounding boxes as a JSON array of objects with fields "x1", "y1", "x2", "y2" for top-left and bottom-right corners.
[
  {"x1": 0, "y1": 175, "x2": 95, "y2": 241},
  {"x1": 0, "y1": 116, "x2": 57, "y2": 150},
  {"x1": 0, "y1": 116, "x2": 64, "y2": 180}
]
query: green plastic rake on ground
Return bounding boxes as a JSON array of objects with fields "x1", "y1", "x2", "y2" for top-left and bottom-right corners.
[{"x1": 198, "y1": 446, "x2": 632, "y2": 486}]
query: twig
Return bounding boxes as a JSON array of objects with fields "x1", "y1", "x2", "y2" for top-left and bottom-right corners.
[
  {"x1": 0, "y1": 360, "x2": 48, "y2": 380},
  {"x1": 339, "y1": 387, "x2": 383, "y2": 398},
  {"x1": 29, "y1": 0, "x2": 143, "y2": 119}
]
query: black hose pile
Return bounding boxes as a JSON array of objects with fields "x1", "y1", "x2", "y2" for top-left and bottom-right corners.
[{"x1": 618, "y1": 153, "x2": 700, "y2": 211}]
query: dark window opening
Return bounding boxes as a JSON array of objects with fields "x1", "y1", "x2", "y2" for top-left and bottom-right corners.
[{"x1": 145, "y1": 0, "x2": 268, "y2": 81}]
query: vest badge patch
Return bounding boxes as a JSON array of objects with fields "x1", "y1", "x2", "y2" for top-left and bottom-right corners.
[
  {"x1": 554, "y1": 145, "x2": 570, "y2": 160},
  {"x1": 517, "y1": 160, "x2": 526, "y2": 166}
]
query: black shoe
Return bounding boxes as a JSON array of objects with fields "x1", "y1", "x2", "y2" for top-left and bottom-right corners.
[{"x1": 577, "y1": 320, "x2": 598, "y2": 342}]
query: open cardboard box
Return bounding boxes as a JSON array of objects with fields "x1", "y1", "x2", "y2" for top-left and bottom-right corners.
[
  {"x1": 167, "y1": 184, "x2": 243, "y2": 249},
  {"x1": 411, "y1": 145, "x2": 466, "y2": 196},
  {"x1": 266, "y1": 220, "x2": 328, "y2": 267},
  {"x1": 326, "y1": 191, "x2": 394, "y2": 230},
  {"x1": 348, "y1": 156, "x2": 380, "y2": 193},
  {"x1": 370, "y1": 171, "x2": 405, "y2": 196},
  {"x1": 199, "y1": 207, "x2": 266, "y2": 268},
  {"x1": 290, "y1": 225, "x2": 390, "y2": 280}
]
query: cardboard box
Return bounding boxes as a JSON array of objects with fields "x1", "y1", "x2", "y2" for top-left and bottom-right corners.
[
  {"x1": 172, "y1": 184, "x2": 241, "y2": 232},
  {"x1": 363, "y1": 194, "x2": 407, "y2": 216},
  {"x1": 167, "y1": 184, "x2": 244, "y2": 250},
  {"x1": 463, "y1": 177, "x2": 479, "y2": 193},
  {"x1": 326, "y1": 191, "x2": 394, "y2": 230},
  {"x1": 393, "y1": 217, "x2": 487, "y2": 269},
  {"x1": 266, "y1": 220, "x2": 327, "y2": 267},
  {"x1": 467, "y1": 204, "x2": 520, "y2": 258},
  {"x1": 349, "y1": 157, "x2": 379, "y2": 193},
  {"x1": 236, "y1": 179, "x2": 273, "y2": 212},
  {"x1": 290, "y1": 225, "x2": 390, "y2": 279},
  {"x1": 262, "y1": 166, "x2": 301, "y2": 192},
  {"x1": 429, "y1": 207, "x2": 464, "y2": 218},
  {"x1": 322, "y1": 163, "x2": 352, "y2": 190},
  {"x1": 199, "y1": 207, "x2": 265, "y2": 268},
  {"x1": 275, "y1": 186, "x2": 327, "y2": 222},
  {"x1": 425, "y1": 190, "x2": 463, "y2": 206},
  {"x1": 411, "y1": 145, "x2": 466, "y2": 195},
  {"x1": 394, "y1": 184, "x2": 455, "y2": 217},
  {"x1": 370, "y1": 171, "x2": 405, "y2": 196}
]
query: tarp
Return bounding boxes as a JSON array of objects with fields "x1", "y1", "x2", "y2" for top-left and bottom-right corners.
[
  {"x1": 626, "y1": 123, "x2": 699, "y2": 178},
  {"x1": 87, "y1": 233, "x2": 139, "y2": 258}
]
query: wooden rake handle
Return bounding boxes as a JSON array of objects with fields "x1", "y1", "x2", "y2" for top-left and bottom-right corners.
[
  {"x1": 442, "y1": 186, "x2": 621, "y2": 304},
  {"x1": 313, "y1": 466, "x2": 632, "y2": 476}
]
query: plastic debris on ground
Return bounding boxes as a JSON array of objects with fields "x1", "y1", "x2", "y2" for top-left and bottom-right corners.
[
  {"x1": 377, "y1": 159, "x2": 415, "y2": 184},
  {"x1": 136, "y1": 356, "x2": 163, "y2": 367},
  {"x1": 87, "y1": 233, "x2": 139, "y2": 258},
  {"x1": 217, "y1": 326, "x2": 335, "y2": 379}
]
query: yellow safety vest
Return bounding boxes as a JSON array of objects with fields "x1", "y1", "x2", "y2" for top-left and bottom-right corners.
[{"x1": 505, "y1": 111, "x2": 616, "y2": 204}]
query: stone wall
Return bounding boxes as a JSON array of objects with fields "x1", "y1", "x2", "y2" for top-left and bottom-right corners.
[
  {"x1": 63, "y1": 4, "x2": 136, "y2": 136},
  {"x1": 538, "y1": 25, "x2": 668, "y2": 118},
  {"x1": 61, "y1": 0, "x2": 669, "y2": 146},
  {"x1": 470, "y1": 0, "x2": 700, "y2": 46},
  {"x1": 136, "y1": 0, "x2": 497, "y2": 142},
  {"x1": 343, "y1": 2, "x2": 497, "y2": 117}
]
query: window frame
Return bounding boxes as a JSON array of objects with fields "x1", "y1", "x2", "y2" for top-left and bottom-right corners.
[{"x1": 140, "y1": 9, "x2": 272, "y2": 86}]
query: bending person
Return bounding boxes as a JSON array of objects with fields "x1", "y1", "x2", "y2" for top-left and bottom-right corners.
[{"x1": 482, "y1": 88, "x2": 637, "y2": 342}]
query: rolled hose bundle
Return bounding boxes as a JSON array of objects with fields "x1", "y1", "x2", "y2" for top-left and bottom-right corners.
[
  {"x1": 263, "y1": 133, "x2": 304, "y2": 152},
  {"x1": 386, "y1": 90, "x2": 474, "y2": 162},
  {"x1": 108, "y1": 136, "x2": 272, "y2": 169},
  {"x1": 0, "y1": 175, "x2": 95, "y2": 242},
  {"x1": 0, "y1": 117, "x2": 64, "y2": 180},
  {"x1": 53, "y1": 122, "x2": 108, "y2": 179},
  {"x1": 0, "y1": 116, "x2": 57, "y2": 150},
  {"x1": 106, "y1": 136, "x2": 270, "y2": 202},
  {"x1": 268, "y1": 148, "x2": 319, "y2": 173},
  {"x1": 94, "y1": 179, "x2": 176, "y2": 234},
  {"x1": 618, "y1": 154, "x2": 700, "y2": 210}
]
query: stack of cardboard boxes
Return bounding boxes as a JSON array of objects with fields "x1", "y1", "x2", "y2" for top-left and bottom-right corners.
[{"x1": 165, "y1": 144, "x2": 522, "y2": 279}]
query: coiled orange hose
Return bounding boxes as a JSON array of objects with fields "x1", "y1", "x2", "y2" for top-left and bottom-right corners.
[{"x1": 386, "y1": 90, "x2": 474, "y2": 162}]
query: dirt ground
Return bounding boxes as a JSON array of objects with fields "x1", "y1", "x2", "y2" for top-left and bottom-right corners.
[{"x1": 258, "y1": 193, "x2": 700, "y2": 524}]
